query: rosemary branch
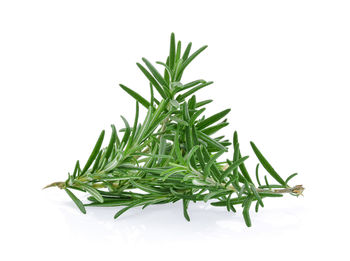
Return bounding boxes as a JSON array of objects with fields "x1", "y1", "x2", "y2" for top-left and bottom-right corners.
[{"x1": 45, "y1": 33, "x2": 304, "y2": 227}]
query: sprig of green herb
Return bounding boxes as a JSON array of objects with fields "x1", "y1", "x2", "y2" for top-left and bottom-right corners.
[{"x1": 44, "y1": 33, "x2": 304, "y2": 227}]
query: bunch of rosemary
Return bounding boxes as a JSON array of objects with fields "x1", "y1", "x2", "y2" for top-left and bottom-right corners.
[{"x1": 45, "y1": 33, "x2": 304, "y2": 227}]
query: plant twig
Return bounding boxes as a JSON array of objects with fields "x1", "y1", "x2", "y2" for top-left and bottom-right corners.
[{"x1": 45, "y1": 33, "x2": 304, "y2": 227}]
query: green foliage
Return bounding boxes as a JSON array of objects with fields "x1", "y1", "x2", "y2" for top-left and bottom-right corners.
[{"x1": 47, "y1": 33, "x2": 303, "y2": 227}]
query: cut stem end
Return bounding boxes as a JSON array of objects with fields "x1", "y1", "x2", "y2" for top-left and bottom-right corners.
[{"x1": 43, "y1": 181, "x2": 65, "y2": 190}]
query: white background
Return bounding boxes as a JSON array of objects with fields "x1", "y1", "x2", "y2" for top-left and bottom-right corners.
[{"x1": 1, "y1": 0, "x2": 349, "y2": 260}]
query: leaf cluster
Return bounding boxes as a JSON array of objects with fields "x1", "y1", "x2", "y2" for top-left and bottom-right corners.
[{"x1": 51, "y1": 33, "x2": 303, "y2": 227}]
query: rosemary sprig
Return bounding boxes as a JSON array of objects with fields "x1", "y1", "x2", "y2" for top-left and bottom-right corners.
[{"x1": 45, "y1": 33, "x2": 304, "y2": 227}]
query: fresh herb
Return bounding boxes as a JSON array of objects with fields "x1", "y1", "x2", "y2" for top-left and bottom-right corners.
[{"x1": 44, "y1": 33, "x2": 304, "y2": 227}]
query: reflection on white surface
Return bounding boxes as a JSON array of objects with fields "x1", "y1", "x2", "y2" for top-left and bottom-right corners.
[{"x1": 52, "y1": 189, "x2": 306, "y2": 243}]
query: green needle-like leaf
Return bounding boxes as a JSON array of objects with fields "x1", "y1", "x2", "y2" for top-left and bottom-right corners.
[
  {"x1": 176, "y1": 79, "x2": 205, "y2": 93},
  {"x1": 255, "y1": 164, "x2": 262, "y2": 187},
  {"x1": 174, "y1": 127, "x2": 185, "y2": 165},
  {"x1": 182, "y1": 42, "x2": 192, "y2": 61},
  {"x1": 250, "y1": 142, "x2": 287, "y2": 186},
  {"x1": 233, "y1": 131, "x2": 253, "y2": 183},
  {"x1": 65, "y1": 188, "x2": 86, "y2": 214},
  {"x1": 203, "y1": 190, "x2": 230, "y2": 203},
  {"x1": 114, "y1": 200, "x2": 142, "y2": 219},
  {"x1": 120, "y1": 116, "x2": 131, "y2": 148},
  {"x1": 190, "y1": 108, "x2": 206, "y2": 126},
  {"x1": 243, "y1": 195, "x2": 253, "y2": 227},
  {"x1": 175, "y1": 41, "x2": 182, "y2": 63},
  {"x1": 142, "y1": 58, "x2": 169, "y2": 91},
  {"x1": 72, "y1": 160, "x2": 81, "y2": 178},
  {"x1": 130, "y1": 180, "x2": 167, "y2": 194},
  {"x1": 128, "y1": 102, "x2": 139, "y2": 149},
  {"x1": 182, "y1": 199, "x2": 191, "y2": 221},
  {"x1": 176, "y1": 45, "x2": 208, "y2": 81},
  {"x1": 184, "y1": 145, "x2": 199, "y2": 166},
  {"x1": 204, "y1": 150, "x2": 225, "y2": 179},
  {"x1": 119, "y1": 84, "x2": 151, "y2": 109},
  {"x1": 221, "y1": 156, "x2": 249, "y2": 181},
  {"x1": 169, "y1": 32, "x2": 176, "y2": 70},
  {"x1": 91, "y1": 150, "x2": 102, "y2": 172},
  {"x1": 250, "y1": 184, "x2": 264, "y2": 207},
  {"x1": 104, "y1": 124, "x2": 117, "y2": 161},
  {"x1": 79, "y1": 184, "x2": 104, "y2": 203},
  {"x1": 196, "y1": 109, "x2": 231, "y2": 129},
  {"x1": 211, "y1": 196, "x2": 248, "y2": 206},
  {"x1": 137, "y1": 62, "x2": 167, "y2": 99},
  {"x1": 81, "y1": 130, "x2": 105, "y2": 174},
  {"x1": 176, "y1": 81, "x2": 213, "y2": 102},
  {"x1": 255, "y1": 201, "x2": 260, "y2": 213},
  {"x1": 198, "y1": 131, "x2": 228, "y2": 151},
  {"x1": 286, "y1": 173, "x2": 298, "y2": 184},
  {"x1": 195, "y1": 99, "x2": 213, "y2": 108},
  {"x1": 202, "y1": 122, "x2": 229, "y2": 136}
]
